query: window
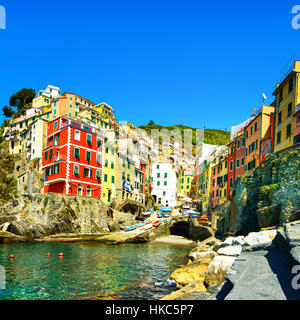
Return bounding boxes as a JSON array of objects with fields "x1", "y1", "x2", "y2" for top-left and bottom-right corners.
[
  {"x1": 111, "y1": 176, "x2": 115, "y2": 184},
  {"x1": 96, "y1": 153, "x2": 101, "y2": 164},
  {"x1": 86, "y1": 150, "x2": 91, "y2": 161},
  {"x1": 77, "y1": 185, "x2": 82, "y2": 196},
  {"x1": 54, "y1": 121, "x2": 58, "y2": 130},
  {"x1": 157, "y1": 173, "x2": 160, "y2": 178},
  {"x1": 157, "y1": 181, "x2": 160, "y2": 186},
  {"x1": 156, "y1": 164, "x2": 160, "y2": 169},
  {"x1": 236, "y1": 159, "x2": 240, "y2": 168},
  {"x1": 187, "y1": 177, "x2": 190, "y2": 183},
  {"x1": 127, "y1": 174, "x2": 130, "y2": 181},
  {"x1": 278, "y1": 112, "x2": 282, "y2": 125},
  {"x1": 45, "y1": 151, "x2": 48, "y2": 161},
  {"x1": 254, "y1": 122, "x2": 257, "y2": 132},
  {"x1": 224, "y1": 189, "x2": 227, "y2": 196},
  {"x1": 74, "y1": 165, "x2": 79, "y2": 176},
  {"x1": 84, "y1": 168, "x2": 92, "y2": 178},
  {"x1": 250, "y1": 126, "x2": 253, "y2": 135},
  {"x1": 74, "y1": 148, "x2": 80, "y2": 159},
  {"x1": 97, "y1": 138, "x2": 102, "y2": 147},
  {"x1": 54, "y1": 109, "x2": 57, "y2": 115},
  {"x1": 86, "y1": 186, "x2": 91, "y2": 197},
  {"x1": 230, "y1": 146, "x2": 233, "y2": 154},
  {"x1": 286, "y1": 124, "x2": 292, "y2": 138},
  {"x1": 289, "y1": 76, "x2": 294, "y2": 93},
  {"x1": 70, "y1": 104, "x2": 72, "y2": 108},
  {"x1": 225, "y1": 161, "x2": 227, "y2": 168},
  {"x1": 237, "y1": 140, "x2": 240, "y2": 150},
  {"x1": 105, "y1": 159, "x2": 108, "y2": 167},
  {"x1": 164, "y1": 172, "x2": 168, "y2": 178},
  {"x1": 230, "y1": 177, "x2": 233, "y2": 187},
  {"x1": 164, "y1": 181, "x2": 167, "y2": 186},
  {"x1": 279, "y1": 88, "x2": 283, "y2": 103},
  {"x1": 111, "y1": 161, "x2": 114, "y2": 169},
  {"x1": 54, "y1": 135, "x2": 59, "y2": 146},
  {"x1": 54, "y1": 164, "x2": 59, "y2": 174},
  {"x1": 242, "y1": 138, "x2": 245, "y2": 147},
  {"x1": 87, "y1": 134, "x2": 92, "y2": 145},
  {"x1": 277, "y1": 131, "x2": 281, "y2": 145},
  {"x1": 96, "y1": 170, "x2": 101, "y2": 180},
  {"x1": 288, "y1": 103, "x2": 292, "y2": 117},
  {"x1": 181, "y1": 178, "x2": 184, "y2": 183},
  {"x1": 75, "y1": 130, "x2": 80, "y2": 141},
  {"x1": 128, "y1": 161, "x2": 130, "y2": 169},
  {"x1": 241, "y1": 157, "x2": 245, "y2": 166},
  {"x1": 48, "y1": 166, "x2": 53, "y2": 175},
  {"x1": 49, "y1": 149, "x2": 53, "y2": 159}
]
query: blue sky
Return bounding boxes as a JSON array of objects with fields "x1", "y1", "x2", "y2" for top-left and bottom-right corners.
[{"x1": 0, "y1": 0, "x2": 299, "y2": 130}]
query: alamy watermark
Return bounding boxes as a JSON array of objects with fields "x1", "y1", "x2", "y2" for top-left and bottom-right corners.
[
  {"x1": 0, "y1": 5, "x2": 6, "y2": 29},
  {"x1": 292, "y1": 265, "x2": 300, "y2": 290},
  {"x1": 292, "y1": 5, "x2": 300, "y2": 30},
  {"x1": 0, "y1": 265, "x2": 5, "y2": 289}
]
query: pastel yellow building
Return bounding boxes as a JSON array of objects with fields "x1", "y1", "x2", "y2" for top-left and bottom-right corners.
[
  {"x1": 101, "y1": 138, "x2": 117, "y2": 203},
  {"x1": 217, "y1": 156, "x2": 228, "y2": 205},
  {"x1": 273, "y1": 60, "x2": 300, "y2": 152},
  {"x1": 178, "y1": 168, "x2": 193, "y2": 197}
]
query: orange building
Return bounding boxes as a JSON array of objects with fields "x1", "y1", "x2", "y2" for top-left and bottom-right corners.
[{"x1": 245, "y1": 105, "x2": 274, "y2": 171}]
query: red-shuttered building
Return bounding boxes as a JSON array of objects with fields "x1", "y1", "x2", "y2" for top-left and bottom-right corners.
[{"x1": 42, "y1": 116, "x2": 104, "y2": 198}]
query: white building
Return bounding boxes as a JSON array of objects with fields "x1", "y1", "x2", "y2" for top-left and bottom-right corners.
[
  {"x1": 151, "y1": 161, "x2": 178, "y2": 208},
  {"x1": 35, "y1": 85, "x2": 60, "y2": 99}
]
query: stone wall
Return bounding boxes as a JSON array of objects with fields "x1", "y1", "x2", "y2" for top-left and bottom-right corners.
[
  {"x1": 0, "y1": 193, "x2": 136, "y2": 240},
  {"x1": 212, "y1": 145, "x2": 300, "y2": 236}
]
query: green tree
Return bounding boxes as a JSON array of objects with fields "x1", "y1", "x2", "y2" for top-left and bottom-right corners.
[
  {"x1": 148, "y1": 120, "x2": 155, "y2": 126},
  {"x1": 2, "y1": 88, "x2": 36, "y2": 118},
  {"x1": 2, "y1": 105, "x2": 15, "y2": 118}
]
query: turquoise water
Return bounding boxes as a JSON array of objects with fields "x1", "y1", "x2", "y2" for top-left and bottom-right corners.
[{"x1": 0, "y1": 241, "x2": 192, "y2": 300}]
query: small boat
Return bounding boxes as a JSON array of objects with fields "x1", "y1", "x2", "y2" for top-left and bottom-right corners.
[
  {"x1": 191, "y1": 215, "x2": 198, "y2": 219},
  {"x1": 134, "y1": 223, "x2": 144, "y2": 228},
  {"x1": 125, "y1": 225, "x2": 136, "y2": 231},
  {"x1": 145, "y1": 219, "x2": 152, "y2": 224},
  {"x1": 152, "y1": 220, "x2": 161, "y2": 228},
  {"x1": 135, "y1": 217, "x2": 146, "y2": 221}
]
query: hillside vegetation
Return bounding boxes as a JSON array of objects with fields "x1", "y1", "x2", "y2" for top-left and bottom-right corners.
[{"x1": 138, "y1": 122, "x2": 230, "y2": 153}]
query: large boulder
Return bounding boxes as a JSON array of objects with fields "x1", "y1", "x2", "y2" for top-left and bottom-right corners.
[
  {"x1": 205, "y1": 256, "x2": 236, "y2": 286},
  {"x1": 189, "y1": 250, "x2": 217, "y2": 262},
  {"x1": 243, "y1": 229, "x2": 277, "y2": 251},
  {"x1": 160, "y1": 280, "x2": 206, "y2": 300},
  {"x1": 217, "y1": 245, "x2": 242, "y2": 256},
  {"x1": 170, "y1": 258, "x2": 212, "y2": 287}
]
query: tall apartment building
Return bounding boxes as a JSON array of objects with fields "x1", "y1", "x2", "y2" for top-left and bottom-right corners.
[
  {"x1": 151, "y1": 160, "x2": 178, "y2": 208},
  {"x1": 273, "y1": 60, "x2": 300, "y2": 152},
  {"x1": 42, "y1": 116, "x2": 104, "y2": 198}
]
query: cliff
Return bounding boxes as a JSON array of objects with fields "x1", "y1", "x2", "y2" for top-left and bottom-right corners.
[{"x1": 213, "y1": 144, "x2": 300, "y2": 236}]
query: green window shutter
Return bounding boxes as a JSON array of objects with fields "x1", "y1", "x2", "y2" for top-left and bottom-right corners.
[
  {"x1": 164, "y1": 181, "x2": 167, "y2": 186},
  {"x1": 104, "y1": 174, "x2": 107, "y2": 182},
  {"x1": 157, "y1": 181, "x2": 160, "y2": 186},
  {"x1": 49, "y1": 149, "x2": 53, "y2": 159},
  {"x1": 74, "y1": 148, "x2": 80, "y2": 158},
  {"x1": 157, "y1": 173, "x2": 160, "y2": 178},
  {"x1": 96, "y1": 170, "x2": 101, "y2": 179},
  {"x1": 97, "y1": 154, "x2": 101, "y2": 164},
  {"x1": 74, "y1": 166, "x2": 79, "y2": 175},
  {"x1": 111, "y1": 161, "x2": 114, "y2": 169},
  {"x1": 45, "y1": 151, "x2": 48, "y2": 161},
  {"x1": 111, "y1": 176, "x2": 115, "y2": 183},
  {"x1": 97, "y1": 139, "x2": 102, "y2": 147},
  {"x1": 105, "y1": 159, "x2": 108, "y2": 167},
  {"x1": 87, "y1": 134, "x2": 92, "y2": 144},
  {"x1": 164, "y1": 173, "x2": 167, "y2": 177},
  {"x1": 89, "y1": 169, "x2": 93, "y2": 179},
  {"x1": 86, "y1": 151, "x2": 91, "y2": 161}
]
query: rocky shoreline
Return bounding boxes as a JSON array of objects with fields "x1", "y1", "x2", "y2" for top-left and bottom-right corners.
[{"x1": 160, "y1": 221, "x2": 300, "y2": 300}]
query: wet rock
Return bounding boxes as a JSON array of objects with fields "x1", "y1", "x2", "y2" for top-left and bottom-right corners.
[
  {"x1": 170, "y1": 258, "x2": 212, "y2": 287},
  {"x1": 160, "y1": 280, "x2": 206, "y2": 300}
]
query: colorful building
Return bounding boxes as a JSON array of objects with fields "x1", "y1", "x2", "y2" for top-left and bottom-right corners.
[
  {"x1": 178, "y1": 167, "x2": 194, "y2": 197},
  {"x1": 273, "y1": 60, "x2": 300, "y2": 152},
  {"x1": 245, "y1": 105, "x2": 274, "y2": 171},
  {"x1": 293, "y1": 103, "x2": 300, "y2": 145},
  {"x1": 42, "y1": 116, "x2": 104, "y2": 198}
]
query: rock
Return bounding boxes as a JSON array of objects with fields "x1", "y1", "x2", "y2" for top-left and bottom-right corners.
[
  {"x1": 160, "y1": 280, "x2": 206, "y2": 300},
  {"x1": 189, "y1": 250, "x2": 217, "y2": 262},
  {"x1": 205, "y1": 256, "x2": 236, "y2": 286},
  {"x1": 224, "y1": 249, "x2": 300, "y2": 300},
  {"x1": 218, "y1": 236, "x2": 245, "y2": 249},
  {"x1": 170, "y1": 258, "x2": 212, "y2": 287},
  {"x1": 243, "y1": 229, "x2": 277, "y2": 251},
  {"x1": 217, "y1": 245, "x2": 242, "y2": 256}
]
